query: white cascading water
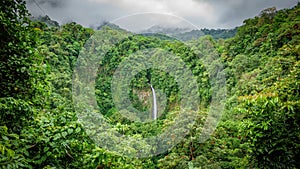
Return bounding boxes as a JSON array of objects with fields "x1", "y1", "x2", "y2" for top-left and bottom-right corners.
[{"x1": 150, "y1": 85, "x2": 157, "y2": 120}]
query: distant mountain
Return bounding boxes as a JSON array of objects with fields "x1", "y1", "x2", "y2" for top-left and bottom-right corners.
[
  {"x1": 96, "y1": 22, "x2": 124, "y2": 31},
  {"x1": 174, "y1": 28, "x2": 238, "y2": 41},
  {"x1": 140, "y1": 25, "x2": 192, "y2": 36},
  {"x1": 201, "y1": 28, "x2": 238, "y2": 39},
  {"x1": 139, "y1": 33, "x2": 177, "y2": 41},
  {"x1": 173, "y1": 30, "x2": 205, "y2": 41},
  {"x1": 139, "y1": 25, "x2": 237, "y2": 41},
  {"x1": 30, "y1": 15, "x2": 60, "y2": 27},
  {"x1": 29, "y1": 16, "x2": 237, "y2": 41}
]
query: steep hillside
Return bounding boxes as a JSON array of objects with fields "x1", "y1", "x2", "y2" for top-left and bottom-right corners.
[
  {"x1": 222, "y1": 4, "x2": 300, "y2": 168},
  {"x1": 0, "y1": 0, "x2": 299, "y2": 168}
]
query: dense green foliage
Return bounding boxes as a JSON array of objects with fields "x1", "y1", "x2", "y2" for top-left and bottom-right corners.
[
  {"x1": 223, "y1": 5, "x2": 300, "y2": 168},
  {"x1": 1, "y1": 1, "x2": 299, "y2": 168},
  {"x1": 173, "y1": 28, "x2": 237, "y2": 41},
  {"x1": 96, "y1": 34, "x2": 210, "y2": 117}
]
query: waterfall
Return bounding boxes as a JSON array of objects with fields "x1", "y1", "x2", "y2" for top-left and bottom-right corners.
[{"x1": 150, "y1": 85, "x2": 157, "y2": 120}]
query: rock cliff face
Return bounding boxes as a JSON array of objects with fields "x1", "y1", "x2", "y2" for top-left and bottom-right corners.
[{"x1": 133, "y1": 89, "x2": 151, "y2": 105}]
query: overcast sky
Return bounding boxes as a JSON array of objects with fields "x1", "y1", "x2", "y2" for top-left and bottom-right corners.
[{"x1": 26, "y1": 0, "x2": 298, "y2": 31}]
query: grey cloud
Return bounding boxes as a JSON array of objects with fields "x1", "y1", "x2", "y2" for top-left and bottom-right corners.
[
  {"x1": 26, "y1": 0, "x2": 128, "y2": 28},
  {"x1": 26, "y1": 0, "x2": 299, "y2": 29},
  {"x1": 27, "y1": 0, "x2": 65, "y2": 8},
  {"x1": 194, "y1": 0, "x2": 298, "y2": 28}
]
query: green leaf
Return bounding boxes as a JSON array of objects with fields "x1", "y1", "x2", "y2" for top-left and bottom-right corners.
[
  {"x1": 75, "y1": 127, "x2": 81, "y2": 133},
  {"x1": 2, "y1": 136, "x2": 9, "y2": 141},
  {"x1": 62, "y1": 131, "x2": 68, "y2": 138},
  {"x1": 44, "y1": 147, "x2": 49, "y2": 153},
  {"x1": 46, "y1": 151, "x2": 52, "y2": 156},
  {"x1": 7, "y1": 149, "x2": 15, "y2": 157},
  {"x1": 68, "y1": 128, "x2": 74, "y2": 134},
  {"x1": 53, "y1": 133, "x2": 61, "y2": 140}
]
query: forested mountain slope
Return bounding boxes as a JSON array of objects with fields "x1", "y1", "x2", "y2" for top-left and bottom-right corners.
[
  {"x1": 0, "y1": 0, "x2": 299, "y2": 168},
  {"x1": 222, "y1": 4, "x2": 300, "y2": 168},
  {"x1": 174, "y1": 28, "x2": 237, "y2": 41}
]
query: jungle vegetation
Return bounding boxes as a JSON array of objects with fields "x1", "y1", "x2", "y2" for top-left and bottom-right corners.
[{"x1": 0, "y1": 0, "x2": 299, "y2": 168}]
